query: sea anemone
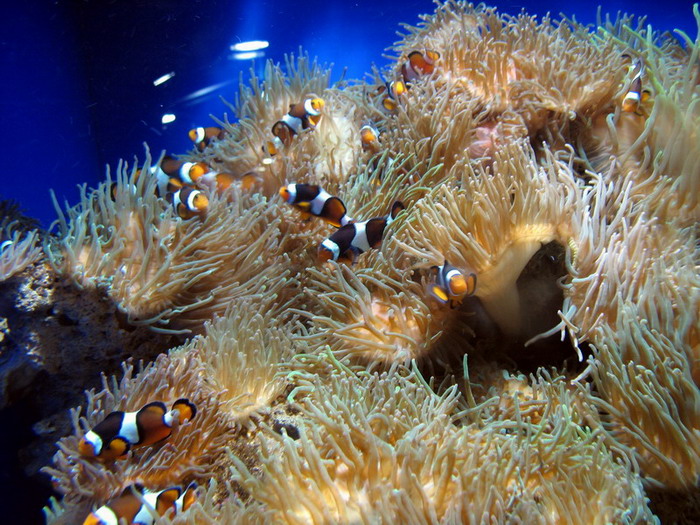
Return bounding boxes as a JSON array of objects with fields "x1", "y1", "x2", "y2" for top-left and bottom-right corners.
[
  {"x1": 49, "y1": 155, "x2": 300, "y2": 333},
  {"x1": 29, "y1": 2, "x2": 700, "y2": 522},
  {"x1": 43, "y1": 352, "x2": 236, "y2": 519}
]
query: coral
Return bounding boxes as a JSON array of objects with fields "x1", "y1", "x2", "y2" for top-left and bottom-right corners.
[{"x1": 14, "y1": 2, "x2": 698, "y2": 524}]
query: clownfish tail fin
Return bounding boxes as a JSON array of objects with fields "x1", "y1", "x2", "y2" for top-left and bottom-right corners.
[
  {"x1": 389, "y1": 201, "x2": 405, "y2": 222},
  {"x1": 172, "y1": 398, "x2": 197, "y2": 423}
]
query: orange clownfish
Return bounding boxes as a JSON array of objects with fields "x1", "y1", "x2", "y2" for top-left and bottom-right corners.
[
  {"x1": 83, "y1": 482, "x2": 197, "y2": 525},
  {"x1": 378, "y1": 80, "x2": 407, "y2": 111},
  {"x1": 280, "y1": 183, "x2": 352, "y2": 228},
  {"x1": 360, "y1": 123, "x2": 381, "y2": 152},
  {"x1": 166, "y1": 187, "x2": 209, "y2": 219},
  {"x1": 621, "y1": 57, "x2": 651, "y2": 115},
  {"x1": 318, "y1": 201, "x2": 404, "y2": 263},
  {"x1": 188, "y1": 126, "x2": 225, "y2": 152},
  {"x1": 193, "y1": 170, "x2": 236, "y2": 191},
  {"x1": 78, "y1": 399, "x2": 196, "y2": 462},
  {"x1": 158, "y1": 156, "x2": 210, "y2": 186},
  {"x1": 158, "y1": 157, "x2": 235, "y2": 193},
  {"x1": 401, "y1": 50, "x2": 440, "y2": 84},
  {"x1": 263, "y1": 97, "x2": 326, "y2": 156},
  {"x1": 427, "y1": 261, "x2": 477, "y2": 306}
]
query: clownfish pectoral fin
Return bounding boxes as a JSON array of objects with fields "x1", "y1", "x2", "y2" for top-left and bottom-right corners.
[
  {"x1": 428, "y1": 284, "x2": 450, "y2": 304},
  {"x1": 465, "y1": 272, "x2": 477, "y2": 296},
  {"x1": 82, "y1": 512, "x2": 103, "y2": 525},
  {"x1": 106, "y1": 436, "x2": 131, "y2": 459},
  {"x1": 156, "y1": 487, "x2": 182, "y2": 516},
  {"x1": 382, "y1": 98, "x2": 397, "y2": 111},
  {"x1": 172, "y1": 398, "x2": 197, "y2": 424},
  {"x1": 338, "y1": 248, "x2": 359, "y2": 265}
]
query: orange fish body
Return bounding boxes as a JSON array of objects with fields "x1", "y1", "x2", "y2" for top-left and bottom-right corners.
[
  {"x1": 159, "y1": 156, "x2": 210, "y2": 186},
  {"x1": 78, "y1": 399, "x2": 196, "y2": 462},
  {"x1": 360, "y1": 124, "x2": 380, "y2": 152},
  {"x1": 83, "y1": 482, "x2": 197, "y2": 525},
  {"x1": 401, "y1": 50, "x2": 440, "y2": 83},
  {"x1": 167, "y1": 187, "x2": 209, "y2": 219},
  {"x1": 264, "y1": 97, "x2": 325, "y2": 155},
  {"x1": 379, "y1": 80, "x2": 407, "y2": 111},
  {"x1": 280, "y1": 183, "x2": 352, "y2": 228},
  {"x1": 427, "y1": 261, "x2": 477, "y2": 306},
  {"x1": 188, "y1": 126, "x2": 225, "y2": 151},
  {"x1": 318, "y1": 201, "x2": 404, "y2": 263}
]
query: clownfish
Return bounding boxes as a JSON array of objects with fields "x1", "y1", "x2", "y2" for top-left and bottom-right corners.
[
  {"x1": 109, "y1": 166, "x2": 181, "y2": 201},
  {"x1": 188, "y1": 126, "x2": 225, "y2": 152},
  {"x1": 78, "y1": 398, "x2": 196, "y2": 462},
  {"x1": 360, "y1": 123, "x2": 381, "y2": 152},
  {"x1": 167, "y1": 187, "x2": 209, "y2": 219},
  {"x1": 427, "y1": 261, "x2": 477, "y2": 306},
  {"x1": 401, "y1": 50, "x2": 440, "y2": 84},
  {"x1": 83, "y1": 482, "x2": 197, "y2": 525},
  {"x1": 318, "y1": 201, "x2": 404, "y2": 263},
  {"x1": 280, "y1": 183, "x2": 353, "y2": 228},
  {"x1": 193, "y1": 170, "x2": 236, "y2": 191},
  {"x1": 263, "y1": 97, "x2": 326, "y2": 156},
  {"x1": 378, "y1": 80, "x2": 407, "y2": 111},
  {"x1": 621, "y1": 58, "x2": 651, "y2": 115},
  {"x1": 158, "y1": 156, "x2": 210, "y2": 186}
]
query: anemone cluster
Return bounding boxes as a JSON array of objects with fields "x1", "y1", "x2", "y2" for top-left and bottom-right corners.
[{"x1": 4, "y1": 1, "x2": 697, "y2": 523}]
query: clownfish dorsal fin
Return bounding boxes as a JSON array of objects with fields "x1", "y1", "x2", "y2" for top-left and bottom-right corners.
[
  {"x1": 172, "y1": 398, "x2": 197, "y2": 424},
  {"x1": 140, "y1": 401, "x2": 167, "y2": 417},
  {"x1": 407, "y1": 50, "x2": 422, "y2": 60},
  {"x1": 155, "y1": 487, "x2": 182, "y2": 515},
  {"x1": 123, "y1": 483, "x2": 145, "y2": 497}
]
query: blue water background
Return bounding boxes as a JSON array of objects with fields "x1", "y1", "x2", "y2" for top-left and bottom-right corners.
[{"x1": 2, "y1": 0, "x2": 696, "y2": 227}]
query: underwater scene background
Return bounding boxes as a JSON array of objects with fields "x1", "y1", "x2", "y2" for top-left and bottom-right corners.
[
  {"x1": 3, "y1": 0, "x2": 696, "y2": 226},
  {"x1": 1, "y1": 0, "x2": 699, "y2": 523}
]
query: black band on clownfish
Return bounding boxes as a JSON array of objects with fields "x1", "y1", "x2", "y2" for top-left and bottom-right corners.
[
  {"x1": 166, "y1": 187, "x2": 209, "y2": 219},
  {"x1": 78, "y1": 398, "x2": 197, "y2": 462},
  {"x1": 188, "y1": 126, "x2": 225, "y2": 152},
  {"x1": 426, "y1": 260, "x2": 477, "y2": 307},
  {"x1": 279, "y1": 183, "x2": 353, "y2": 228},
  {"x1": 82, "y1": 481, "x2": 198, "y2": 525},
  {"x1": 263, "y1": 97, "x2": 325, "y2": 156},
  {"x1": 318, "y1": 201, "x2": 404, "y2": 263}
]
